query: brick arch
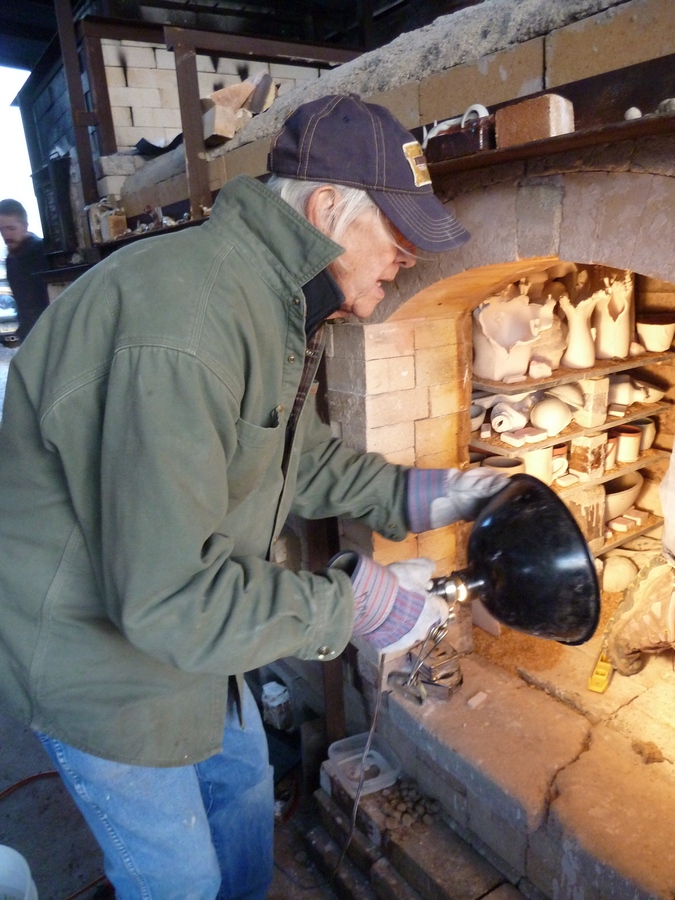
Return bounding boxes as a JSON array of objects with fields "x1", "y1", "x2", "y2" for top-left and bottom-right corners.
[{"x1": 373, "y1": 168, "x2": 675, "y2": 323}]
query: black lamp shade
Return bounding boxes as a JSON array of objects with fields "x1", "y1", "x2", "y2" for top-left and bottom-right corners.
[{"x1": 463, "y1": 474, "x2": 600, "y2": 644}]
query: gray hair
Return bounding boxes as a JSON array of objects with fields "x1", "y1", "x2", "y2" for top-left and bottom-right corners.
[{"x1": 266, "y1": 175, "x2": 382, "y2": 245}]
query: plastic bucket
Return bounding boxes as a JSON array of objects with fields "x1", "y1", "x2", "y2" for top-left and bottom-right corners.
[{"x1": 0, "y1": 845, "x2": 38, "y2": 900}]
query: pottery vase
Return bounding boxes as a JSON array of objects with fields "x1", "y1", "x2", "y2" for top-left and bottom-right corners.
[
  {"x1": 472, "y1": 294, "x2": 542, "y2": 381},
  {"x1": 592, "y1": 272, "x2": 633, "y2": 360},
  {"x1": 559, "y1": 292, "x2": 601, "y2": 369},
  {"x1": 529, "y1": 296, "x2": 567, "y2": 370}
]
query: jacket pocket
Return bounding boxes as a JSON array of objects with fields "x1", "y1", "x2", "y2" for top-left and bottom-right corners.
[{"x1": 227, "y1": 417, "x2": 282, "y2": 506}]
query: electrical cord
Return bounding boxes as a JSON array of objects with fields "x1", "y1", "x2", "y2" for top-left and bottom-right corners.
[{"x1": 331, "y1": 653, "x2": 386, "y2": 877}]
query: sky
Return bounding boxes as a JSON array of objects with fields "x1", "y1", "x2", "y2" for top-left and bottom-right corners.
[{"x1": 0, "y1": 66, "x2": 42, "y2": 237}]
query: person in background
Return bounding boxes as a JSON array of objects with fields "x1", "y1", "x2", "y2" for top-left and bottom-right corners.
[
  {"x1": 0, "y1": 198, "x2": 50, "y2": 343},
  {"x1": 0, "y1": 95, "x2": 508, "y2": 900}
]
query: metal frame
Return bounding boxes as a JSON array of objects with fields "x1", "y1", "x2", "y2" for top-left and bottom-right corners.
[{"x1": 163, "y1": 25, "x2": 360, "y2": 219}]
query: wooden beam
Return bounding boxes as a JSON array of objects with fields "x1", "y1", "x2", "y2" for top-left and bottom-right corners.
[
  {"x1": 164, "y1": 26, "x2": 359, "y2": 67},
  {"x1": 172, "y1": 40, "x2": 212, "y2": 220},
  {"x1": 54, "y1": 0, "x2": 98, "y2": 204},
  {"x1": 81, "y1": 32, "x2": 117, "y2": 157}
]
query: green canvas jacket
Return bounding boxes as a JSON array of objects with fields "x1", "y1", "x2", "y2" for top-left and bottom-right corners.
[{"x1": 0, "y1": 176, "x2": 410, "y2": 765}]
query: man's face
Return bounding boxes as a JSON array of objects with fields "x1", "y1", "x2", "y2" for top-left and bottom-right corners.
[
  {"x1": 0, "y1": 216, "x2": 28, "y2": 253},
  {"x1": 328, "y1": 210, "x2": 416, "y2": 319},
  {"x1": 0, "y1": 215, "x2": 29, "y2": 253}
]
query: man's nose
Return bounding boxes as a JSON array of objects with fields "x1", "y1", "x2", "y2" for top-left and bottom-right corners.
[{"x1": 396, "y1": 241, "x2": 417, "y2": 268}]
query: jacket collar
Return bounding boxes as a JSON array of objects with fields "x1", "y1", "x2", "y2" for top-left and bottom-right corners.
[{"x1": 204, "y1": 175, "x2": 344, "y2": 293}]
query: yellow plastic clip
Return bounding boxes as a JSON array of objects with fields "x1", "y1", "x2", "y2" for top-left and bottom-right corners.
[{"x1": 588, "y1": 648, "x2": 614, "y2": 693}]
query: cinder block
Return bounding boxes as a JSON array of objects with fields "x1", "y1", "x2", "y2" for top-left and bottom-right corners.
[
  {"x1": 132, "y1": 106, "x2": 182, "y2": 129},
  {"x1": 349, "y1": 527, "x2": 417, "y2": 563},
  {"x1": 101, "y1": 43, "x2": 124, "y2": 68},
  {"x1": 117, "y1": 45, "x2": 157, "y2": 69},
  {"x1": 414, "y1": 318, "x2": 461, "y2": 351},
  {"x1": 115, "y1": 125, "x2": 167, "y2": 150},
  {"x1": 159, "y1": 86, "x2": 180, "y2": 109},
  {"x1": 364, "y1": 322, "x2": 415, "y2": 360},
  {"x1": 495, "y1": 94, "x2": 574, "y2": 149},
  {"x1": 219, "y1": 136, "x2": 271, "y2": 179},
  {"x1": 365, "y1": 422, "x2": 415, "y2": 456},
  {"x1": 365, "y1": 387, "x2": 429, "y2": 429},
  {"x1": 96, "y1": 175, "x2": 127, "y2": 198},
  {"x1": 127, "y1": 67, "x2": 175, "y2": 90},
  {"x1": 370, "y1": 856, "x2": 423, "y2": 900},
  {"x1": 385, "y1": 817, "x2": 502, "y2": 900},
  {"x1": 269, "y1": 62, "x2": 320, "y2": 80},
  {"x1": 419, "y1": 38, "x2": 544, "y2": 125},
  {"x1": 314, "y1": 788, "x2": 383, "y2": 875},
  {"x1": 155, "y1": 48, "x2": 176, "y2": 70},
  {"x1": 364, "y1": 83, "x2": 421, "y2": 131},
  {"x1": 198, "y1": 71, "x2": 226, "y2": 98},
  {"x1": 414, "y1": 413, "x2": 461, "y2": 461},
  {"x1": 95, "y1": 154, "x2": 140, "y2": 178},
  {"x1": 568, "y1": 432, "x2": 607, "y2": 481},
  {"x1": 325, "y1": 355, "x2": 367, "y2": 394},
  {"x1": 104, "y1": 66, "x2": 127, "y2": 89},
  {"x1": 545, "y1": 0, "x2": 675, "y2": 87},
  {"x1": 108, "y1": 86, "x2": 162, "y2": 109},
  {"x1": 365, "y1": 356, "x2": 416, "y2": 395},
  {"x1": 466, "y1": 795, "x2": 528, "y2": 874},
  {"x1": 196, "y1": 53, "x2": 217, "y2": 73},
  {"x1": 328, "y1": 321, "x2": 366, "y2": 360},
  {"x1": 415, "y1": 346, "x2": 459, "y2": 388},
  {"x1": 416, "y1": 525, "x2": 457, "y2": 564},
  {"x1": 429, "y1": 382, "x2": 465, "y2": 419},
  {"x1": 304, "y1": 823, "x2": 378, "y2": 899},
  {"x1": 110, "y1": 106, "x2": 132, "y2": 128}
]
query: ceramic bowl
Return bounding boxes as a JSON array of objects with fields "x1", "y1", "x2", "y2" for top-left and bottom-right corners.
[
  {"x1": 545, "y1": 382, "x2": 584, "y2": 409},
  {"x1": 530, "y1": 397, "x2": 573, "y2": 437},
  {"x1": 604, "y1": 471, "x2": 644, "y2": 522},
  {"x1": 470, "y1": 404, "x2": 486, "y2": 431},
  {"x1": 636, "y1": 313, "x2": 675, "y2": 352}
]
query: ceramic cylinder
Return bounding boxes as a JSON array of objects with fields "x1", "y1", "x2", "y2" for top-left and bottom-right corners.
[
  {"x1": 524, "y1": 446, "x2": 554, "y2": 484},
  {"x1": 612, "y1": 424, "x2": 642, "y2": 463},
  {"x1": 631, "y1": 417, "x2": 657, "y2": 452},
  {"x1": 604, "y1": 435, "x2": 619, "y2": 469}
]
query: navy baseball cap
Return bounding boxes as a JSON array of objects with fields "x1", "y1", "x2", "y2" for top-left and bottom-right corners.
[{"x1": 268, "y1": 94, "x2": 470, "y2": 253}]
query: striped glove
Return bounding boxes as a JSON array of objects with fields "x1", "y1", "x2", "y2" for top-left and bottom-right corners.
[
  {"x1": 331, "y1": 553, "x2": 447, "y2": 653},
  {"x1": 407, "y1": 467, "x2": 509, "y2": 533}
]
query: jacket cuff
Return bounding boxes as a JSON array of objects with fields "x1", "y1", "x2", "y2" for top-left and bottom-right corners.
[
  {"x1": 406, "y1": 468, "x2": 447, "y2": 533},
  {"x1": 349, "y1": 555, "x2": 398, "y2": 635}
]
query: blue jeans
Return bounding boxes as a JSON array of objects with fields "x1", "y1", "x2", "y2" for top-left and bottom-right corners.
[{"x1": 36, "y1": 682, "x2": 274, "y2": 900}]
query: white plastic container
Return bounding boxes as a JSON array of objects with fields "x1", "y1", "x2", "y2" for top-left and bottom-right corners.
[
  {"x1": 261, "y1": 681, "x2": 293, "y2": 731},
  {"x1": 328, "y1": 733, "x2": 401, "y2": 795},
  {"x1": 0, "y1": 845, "x2": 38, "y2": 900}
]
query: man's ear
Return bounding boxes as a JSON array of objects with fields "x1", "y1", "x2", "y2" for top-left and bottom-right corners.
[{"x1": 305, "y1": 186, "x2": 338, "y2": 236}]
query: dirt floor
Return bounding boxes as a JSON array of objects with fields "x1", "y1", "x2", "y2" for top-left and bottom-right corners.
[{"x1": 0, "y1": 711, "x2": 337, "y2": 900}]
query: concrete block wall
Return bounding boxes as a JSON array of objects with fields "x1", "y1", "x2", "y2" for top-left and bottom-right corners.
[
  {"x1": 100, "y1": 37, "x2": 323, "y2": 153},
  {"x1": 324, "y1": 314, "x2": 470, "y2": 575}
]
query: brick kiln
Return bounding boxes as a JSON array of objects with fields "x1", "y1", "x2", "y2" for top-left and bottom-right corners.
[{"x1": 18, "y1": 0, "x2": 675, "y2": 895}]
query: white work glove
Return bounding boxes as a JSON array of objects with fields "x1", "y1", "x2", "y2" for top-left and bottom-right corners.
[
  {"x1": 407, "y1": 467, "x2": 510, "y2": 533},
  {"x1": 330, "y1": 553, "x2": 448, "y2": 654}
]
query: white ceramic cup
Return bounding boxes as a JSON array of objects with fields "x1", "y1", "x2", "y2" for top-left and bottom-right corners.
[
  {"x1": 636, "y1": 319, "x2": 675, "y2": 352},
  {"x1": 631, "y1": 417, "x2": 657, "y2": 452},
  {"x1": 604, "y1": 435, "x2": 618, "y2": 469},
  {"x1": 524, "y1": 446, "x2": 554, "y2": 484},
  {"x1": 481, "y1": 456, "x2": 526, "y2": 476},
  {"x1": 552, "y1": 456, "x2": 569, "y2": 480},
  {"x1": 612, "y1": 424, "x2": 642, "y2": 463}
]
